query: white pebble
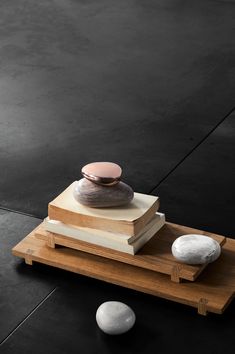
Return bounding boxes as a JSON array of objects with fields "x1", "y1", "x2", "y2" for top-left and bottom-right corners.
[
  {"x1": 96, "y1": 301, "x2": 136, "y2": 335},
  {"x1": 171, "y1": 234, "x2": 221, "y2": 265}
]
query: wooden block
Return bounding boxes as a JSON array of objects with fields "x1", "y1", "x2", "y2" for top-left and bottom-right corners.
[
  {"x1": 44, "y1": 213, "x2": 165, "y2": 246},
  {"x1": 198, "y1": 298, "x2": 209, "y2": 316},
  {"x1": 12, "y1": 228, "x2": 235, "y2": 315},
  {"x1": 40, "y1": 213, "x2": 165, "y2": 255},
  {"x1": 48, "y1": 182, "x2": 160, "y2": 236},
  {"x1": 171, "y1": 265, "x2": 183, "y2": 283},
  {"x1": 47, "y1": 233, "x2": 55, "y2": 248},
  {"x1": 35, "y1": 222, "x2": 226, "y2": 282},
  {"x1": 25, "y1": 248, "x2": 34, "y2": 265}
]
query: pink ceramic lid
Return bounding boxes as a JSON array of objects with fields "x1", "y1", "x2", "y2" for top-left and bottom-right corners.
[{"x1": 81, "y1": 162, "x2": 122, "y2": 185}]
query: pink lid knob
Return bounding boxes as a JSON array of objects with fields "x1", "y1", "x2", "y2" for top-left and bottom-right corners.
[{"x1": 81, "y1": 162, "x2": 122, "y2": 186}]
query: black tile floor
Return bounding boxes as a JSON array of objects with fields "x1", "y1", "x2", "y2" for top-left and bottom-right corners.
[
  {"x1": 154, "y1": 110, "x2": 235, "y2": 237},
  {"x1": 0, "y1": 0, "x2": 234, "y2": 353}
]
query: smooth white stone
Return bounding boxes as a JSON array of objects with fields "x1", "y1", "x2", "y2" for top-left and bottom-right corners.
[
  {"x1": 171, "y1": 234, "x2": 221, "y2": 265},
  {"x1": 96, "y1": 301, "x2": 136, "y2": 335}
]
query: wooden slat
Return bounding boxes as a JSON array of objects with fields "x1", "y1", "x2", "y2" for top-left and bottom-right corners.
[
  {"x1": 34, "y1": 222, "x2": 226, "y2": 282},
  {"x1": 12, "y1": 227, "x2": 235, "y2": 315}
]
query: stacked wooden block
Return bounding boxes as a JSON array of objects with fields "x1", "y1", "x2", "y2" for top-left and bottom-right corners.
[{"x1": 36, "y1": 181, "x2": 166, "y2": 255}]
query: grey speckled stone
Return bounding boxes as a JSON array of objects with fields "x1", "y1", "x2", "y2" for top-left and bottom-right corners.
[
  {"x1": 171, "y1": 234, "x2": 221, "y2": 265},
  {"x1": 73, "y1": 178, "x2": 134, "y2": 208},
  {"x1": 96, "y1": 301, "x2": 136, "y2": 335}
]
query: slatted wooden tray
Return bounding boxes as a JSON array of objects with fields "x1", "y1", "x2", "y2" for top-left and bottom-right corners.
[
  {"x1": 12, "y1": 226, "x2": 235, "y2": 315},
  {"x1": 34, "y1": 222, "x2": 226, "y2": 283}
]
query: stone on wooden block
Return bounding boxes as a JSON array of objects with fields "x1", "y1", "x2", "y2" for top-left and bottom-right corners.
[
  {"x1": 96, "y1": 301, "x2": 136, "y2": 335},
  {"x1": 171, "y1": 234, "x2": 221, "y2": 265},
  {"x1": 73, "y1": 178, "x2": 134, "y2": 208},
  {"x1": 82, "y1": 161, "x2": 122, "y2": 186}
]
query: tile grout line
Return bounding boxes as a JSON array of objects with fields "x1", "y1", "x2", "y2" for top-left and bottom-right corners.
[
  {"x1": 0, "y1": 205, "x2": 42, "y2": 220},
  {"x1": 0, "y1": 107, "x2": 234, "y2": 216},
  {"x1": 0, "y1": 287, "x2": 58, "y2": 347},
  {"x1": 148, "y1": 106, "x2": 235, "y2": 194}
]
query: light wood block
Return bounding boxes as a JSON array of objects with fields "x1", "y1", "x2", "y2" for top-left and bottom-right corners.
[
  {"x1": 39, "y1": 213, "x2": 165, "y2": 255},
  {"x1": 48, "y1": 182, "x2": 160, "y2": 236},
  {"x1": 35, "y1": 222, "x2": 226, "y2": 282},
  {"x1": 12, "y1": 226, "x2": 235, "y2": 315},
  {"x1": 44, "y1": 213, "x2": 164, "y2": 246}
]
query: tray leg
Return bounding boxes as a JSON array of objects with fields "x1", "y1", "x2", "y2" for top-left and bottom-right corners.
[
  {"x1": 47, "y1": 234, "x2": 55, "y2": 248},
  {"x1": 198, "y1": 298, "x2": 208, "y2": 316},
  {"x1": 25, "y1": 248, "x2": 34, "y2": 265},
  {"x1": 171, "y1": 265, "x2": 182, "y2": 283}
]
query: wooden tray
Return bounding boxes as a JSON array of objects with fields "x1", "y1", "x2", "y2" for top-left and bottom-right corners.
[
  {"x1": 12, "y1": 226, "x2": 235, "y2": 315},
  {"x1": 34, "y1": 222, "x2": 226, "y2": 283}
]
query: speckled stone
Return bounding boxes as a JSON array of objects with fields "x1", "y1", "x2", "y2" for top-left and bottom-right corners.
[
  {"x1": 171, "y1": 234, "x2": 221, "y2": 265},
  {"x1": 96, "y1": 301, "x2": 136, "y2": 335},
  {"x1": 73, "y1": 178, "x2": 134, "y2": 208}
]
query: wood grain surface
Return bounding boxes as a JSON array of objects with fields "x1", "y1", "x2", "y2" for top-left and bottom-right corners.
[
  {"x1": 35, "y1": 222, "x2": 226, "y2": 282},
  {"x1": 12, "y1": 225, "x2": 235, "y2": 315}
]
